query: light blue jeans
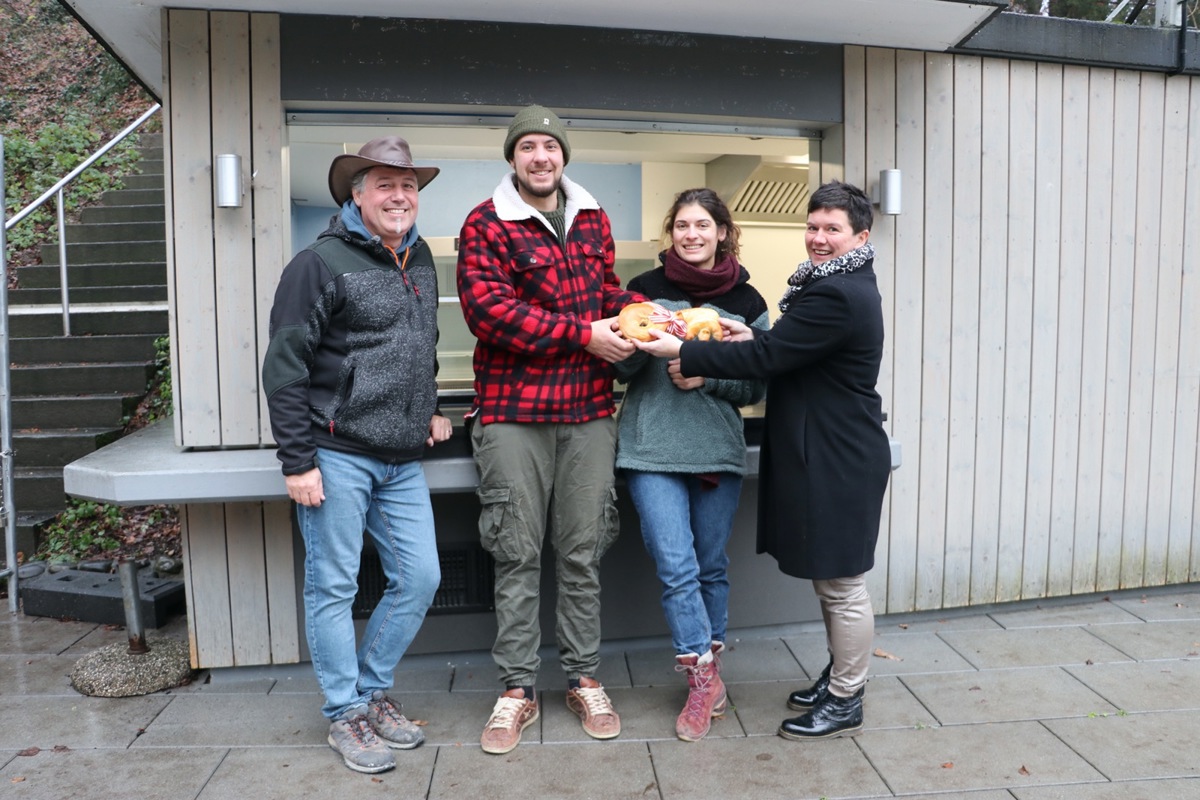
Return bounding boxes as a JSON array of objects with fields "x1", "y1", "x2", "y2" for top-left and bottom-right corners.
[
  {"x1": 624, "y1": 471, "x2": 742, "y2": 656},
  {"x1": 297, "y1": 447, "x2": 441, "y2": 719}
]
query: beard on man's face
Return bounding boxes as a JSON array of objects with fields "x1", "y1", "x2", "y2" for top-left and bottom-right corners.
[{"x1": 516, "y1": 174, "x2": 560, "y2": 199}]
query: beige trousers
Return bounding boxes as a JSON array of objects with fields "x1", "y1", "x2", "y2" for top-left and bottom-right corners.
[{"x1": 812, "y1": 573, "x2": 873, "y2": 697}]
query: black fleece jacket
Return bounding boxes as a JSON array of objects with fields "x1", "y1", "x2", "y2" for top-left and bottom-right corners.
[{"x1": 262, "y1": 214, "x2": 440, "y2": 475}]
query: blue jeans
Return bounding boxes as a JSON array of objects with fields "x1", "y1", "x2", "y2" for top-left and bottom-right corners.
[
  {"x1": 297, "y1": 447, "x2": 441, "y2": 719},
  {"x1": 624, "y1": 471, "x2": 742, "y2": 656}
]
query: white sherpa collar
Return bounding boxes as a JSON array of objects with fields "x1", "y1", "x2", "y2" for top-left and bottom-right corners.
[{"x1": 492, "y1": 172, "x2": 599, "y2": 235}]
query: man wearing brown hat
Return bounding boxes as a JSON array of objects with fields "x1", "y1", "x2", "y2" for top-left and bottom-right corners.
[
  {"x1": 263, "y1": 136, "x2": 452, "y2": 774},
  {"x1": 457, "y1": 105, "x2": 644, "y2": 754}
]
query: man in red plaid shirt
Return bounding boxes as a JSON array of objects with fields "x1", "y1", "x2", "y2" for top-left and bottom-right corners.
[{"x1": 457, "y1": 105, "x2": 644, "y2": 755}]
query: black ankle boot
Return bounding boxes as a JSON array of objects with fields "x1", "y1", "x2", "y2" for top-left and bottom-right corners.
[
  {"x1": 778, "y1": 688, "x2": 863, "y2": 740},
  {"x1": 786, "y1": 660, "x2": 832, "y2": 711}
]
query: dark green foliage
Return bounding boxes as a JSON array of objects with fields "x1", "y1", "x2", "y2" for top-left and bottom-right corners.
[
  {"x1": 2, "y1": 0, "x2": 154, "y2": 267},
  {"x1": 124, "y1": 337, "x2": 174, "y2": 430},
  {"x1": 35, "y1": 500, "x2": 179, "y2": 564},
  {"x1": 36, "y1": 500, "x2": 123, "y2": 562},
  {"x1": 3, "y1": 116, "x2": 140, "y2": 251}
]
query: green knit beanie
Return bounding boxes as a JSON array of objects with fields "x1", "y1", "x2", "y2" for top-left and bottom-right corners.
[{"x1": 503, "y1": 105, "x2": 571, "y2": 165}]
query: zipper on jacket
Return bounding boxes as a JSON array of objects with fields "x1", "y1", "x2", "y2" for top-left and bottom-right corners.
[{"x1": 384, "y1": 244, "x2": 419, "y2": 297}]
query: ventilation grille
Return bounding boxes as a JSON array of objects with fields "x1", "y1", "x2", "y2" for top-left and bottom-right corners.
[
  {"x1": 355, "y1": 542, "x2": 494, "y2": 617},
  {"x1": 728, "y1": 163, "x2": 810, "y2": 222}
]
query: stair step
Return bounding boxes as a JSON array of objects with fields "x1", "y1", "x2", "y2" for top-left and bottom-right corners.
[
  {"x1": 9, "y1": 362, "x2": 153, "y2": 396},
  {"x1": 15, "y1": 262, "x2": 166, "y2": 289},
  {"x1": 80, "y1": 204, "x2": 164, "y2": 224},
  {"x1": 6, "y1": 309, "x2": 168, "y2": 337},
  {"x1": 6, "y1": 513, "x2": 56, "y2": 561},
  {"x1": 40, "y1": 241, "x2": 165, "y2": 265},
  {"x1": 9, "y1": 394, "x2": 141, "y2": 429},
  {"x1": 99, "y1": 188, "x2": 164, "y2": 206},
  {"x1": 12, "y1": 468, "x2": 66, "y2": 513},
  {"x1": 8, "y1": 285, "x2": 167, "y2": 305},
  {"x1": 8, "y1": 334, "x2": 160, "y2": 366},
  {"x1": 59, "y1": 221, "x2": 166, "y2": 244},
  {"x1": 120, "y1": 174, "x2": 162, "y2": 191},
  {"x1": 13, "y1": 428, "x2": 124, "y2": 466}
]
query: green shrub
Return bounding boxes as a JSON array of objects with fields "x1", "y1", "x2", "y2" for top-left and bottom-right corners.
[
  {"x1": 2, "y1": 116, "x2": 140, "y2": 253},
  {"x1": 124, "y1": 336, "x2": 173, "y2": 430},
  {"x1": 36, "y1": 500, "x2": 123, "y2": 562}
]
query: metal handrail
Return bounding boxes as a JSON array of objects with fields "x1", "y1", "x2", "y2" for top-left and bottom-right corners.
[
  {"x1": 2, "y1": 133, "x2": 19, "y2": 613},
  {"x1": 4, "y1": 103, "x2": 161, "y2": 336}
]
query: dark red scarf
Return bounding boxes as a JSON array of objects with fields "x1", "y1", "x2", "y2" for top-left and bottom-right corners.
[{"x1": 662, "y1": 248, "x2": 741, "y2": 300}]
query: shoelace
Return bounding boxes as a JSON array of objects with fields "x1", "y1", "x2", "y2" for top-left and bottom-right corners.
[
  {"x1": 486, "y1": 696, "x2": 528, "y2": 729},
  {"x1": 676, "y1": 663, "x2": 717, "y2": 719},
  {"x1": 344, "y1": 714, "x2": 380, "y2": 746},
  {"x1": 573, "y1": 686, "x2": 614, "y2": 717},
  {"x1": 373, "y1": 696, "x2": 405, "y2": 725}
]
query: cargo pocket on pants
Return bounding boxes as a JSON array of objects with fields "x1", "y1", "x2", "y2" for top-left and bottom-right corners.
[
  {"x1": 477, "y1": 485, "x2": 519, "y2": 563},
  {"x1": 594, "y1": 485, "x2": 620, "y2": 559}
]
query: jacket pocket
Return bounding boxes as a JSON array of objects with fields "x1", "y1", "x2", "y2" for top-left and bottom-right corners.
[
  {"x1": 511, "y1": 246, "x2": 560, "y2": 306},
  {"x1": 314, "y1": 359, "x2": 356, "y2": 434},
  {"x1": 595, "y1": 485, "x2": 620, "y2": 559},
  {"x1": 477, "y1": 485, "x2": 521, "y2": 563}
]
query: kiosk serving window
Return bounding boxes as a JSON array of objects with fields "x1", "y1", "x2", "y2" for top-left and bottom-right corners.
[{"x1": 287, "y1": 119, "x2": 818, "y2": 394}]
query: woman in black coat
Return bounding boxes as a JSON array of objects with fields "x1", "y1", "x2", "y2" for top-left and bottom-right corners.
[{"x1": 635, "y1": 180, "x2": 891, "y2": 741}]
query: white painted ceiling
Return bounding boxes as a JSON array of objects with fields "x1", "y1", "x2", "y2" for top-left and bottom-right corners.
[{"x1": 67, "y1": 0, "x2": 1004, "y2": 97}]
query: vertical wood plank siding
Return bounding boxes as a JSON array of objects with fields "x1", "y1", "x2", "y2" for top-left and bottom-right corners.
[
  {"x1": 165, "y1": 9, "x2": 278, "y2": 449},
  {"x1": 167, "y1": 10, "x2": 299, "y2": 667},
  {"x1": 845, "y1": 47, "x2": 1200, "y2": 613}
]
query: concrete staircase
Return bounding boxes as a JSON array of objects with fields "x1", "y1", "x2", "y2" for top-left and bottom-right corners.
[{"x1": 4, "y1": 133, "x2": 168, "y2": 557}]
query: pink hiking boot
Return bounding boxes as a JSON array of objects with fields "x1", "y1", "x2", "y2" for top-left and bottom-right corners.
[{"x1": 675, "y1": 649, "x2": 727, "y2": 741}]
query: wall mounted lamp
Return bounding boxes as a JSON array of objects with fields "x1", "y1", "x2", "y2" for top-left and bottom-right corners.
[
  {"x1": 875, "y1": 169, "x2": 902, "y2": 216},
  {"x1": 215, "y1": 154, "x2": 243, "y2": 208}
]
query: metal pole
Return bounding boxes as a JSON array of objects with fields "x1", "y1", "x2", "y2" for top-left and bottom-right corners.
[
  {"x1": 56, "y1": 188, "x2": 70, "y2": 336},
  {"x1": 1, "y1": 134, "x2": 21, "y2": 614},
  {"x1": 118, "y1": 559, "x2": 149, "y2": 655}
]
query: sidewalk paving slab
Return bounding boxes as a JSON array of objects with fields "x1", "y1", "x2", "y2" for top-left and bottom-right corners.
[
  {"x1": 988, "y1": 598, "x2": 1146, "y2": 628},
  {"x1": 899, "y1": 665, "x2": 1120, "y2": 724},
  {"x1": 0, "y1": 654, "x2": 82, "y2": 695},
  {"x1": 859, "y1": 719, "x2": 1108, "y2": 794},
  {"x1": 1043, "y1": 709, "x2": 1200, "y2": 781},
  {"x1": 0, "y1": 747, "x2": 225, "y2": 800},
  {"x1": 1085, "y1": 619, "x2": 1200, "y2": 660},
  {"x1": 428, "y1": 740, "x2": 659, "y2": 800},
  {"x1": 1109, "y1": 590, "x2": 1200, "y2": 622},
  {"x1": 0, "y1": 695, "x2": 170, "y2": 750},
  {"x1": 196, "y1": 745, "x2": 436, "y2": 800},
  {"x1": 130, "y1": 694, "x2": 323, "y2": 748},
  {"x1": 650, "y1": 734, "x2": 892, "y2": 799},
  {"x1": 1064, "y1": 659, "x2": 1200, "y2": 712},
  {"x1": 938, "y1": 625, "x2": 1133, "y2": 669},
  {"x1": 1011, "y1": 776, "x2": 1200, "y2": 799}
]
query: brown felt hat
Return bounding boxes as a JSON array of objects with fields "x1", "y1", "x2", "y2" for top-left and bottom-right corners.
[{"x1": 327, "y1": 136, "x2": 440, "y2": 205}]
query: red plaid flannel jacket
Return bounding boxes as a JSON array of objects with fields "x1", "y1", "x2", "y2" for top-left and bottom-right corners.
[{"x1": 457, "y1": 174, "x2": 643, "y2": 425}]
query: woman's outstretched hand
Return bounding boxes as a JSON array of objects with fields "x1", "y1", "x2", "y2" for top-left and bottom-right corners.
[
  {"x1": 634, "y1": 328, "x2": 683, "y2": 358},
  {"x1": 719, "y1": 317, "x2": 755, "y2": 342}
]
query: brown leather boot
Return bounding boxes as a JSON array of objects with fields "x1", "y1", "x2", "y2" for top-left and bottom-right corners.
[{"x1": 674, "y1": 650, "x2": 727, "y2": 742}]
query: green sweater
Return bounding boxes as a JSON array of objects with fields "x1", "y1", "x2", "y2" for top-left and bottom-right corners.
[{"x1": 614, "y1": 266, "x2": 769, "y2": 475}]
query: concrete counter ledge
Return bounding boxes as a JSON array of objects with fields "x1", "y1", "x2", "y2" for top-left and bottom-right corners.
[
  {"x1": 63, "y1": 418, "x2": 898, "y2": 507},
  {"x1": 62, "y1": 420, "x2": 480, "y2": 504}
]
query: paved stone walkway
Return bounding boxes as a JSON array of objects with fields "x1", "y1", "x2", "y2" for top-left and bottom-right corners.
[{"x1": 2, "y1": 585, "x2": 1199, "y2": 798}]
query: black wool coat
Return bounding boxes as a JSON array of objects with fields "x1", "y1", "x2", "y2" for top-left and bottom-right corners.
[{"x1": 679, "y1": 261, "x2": 891, "y2": 580}]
